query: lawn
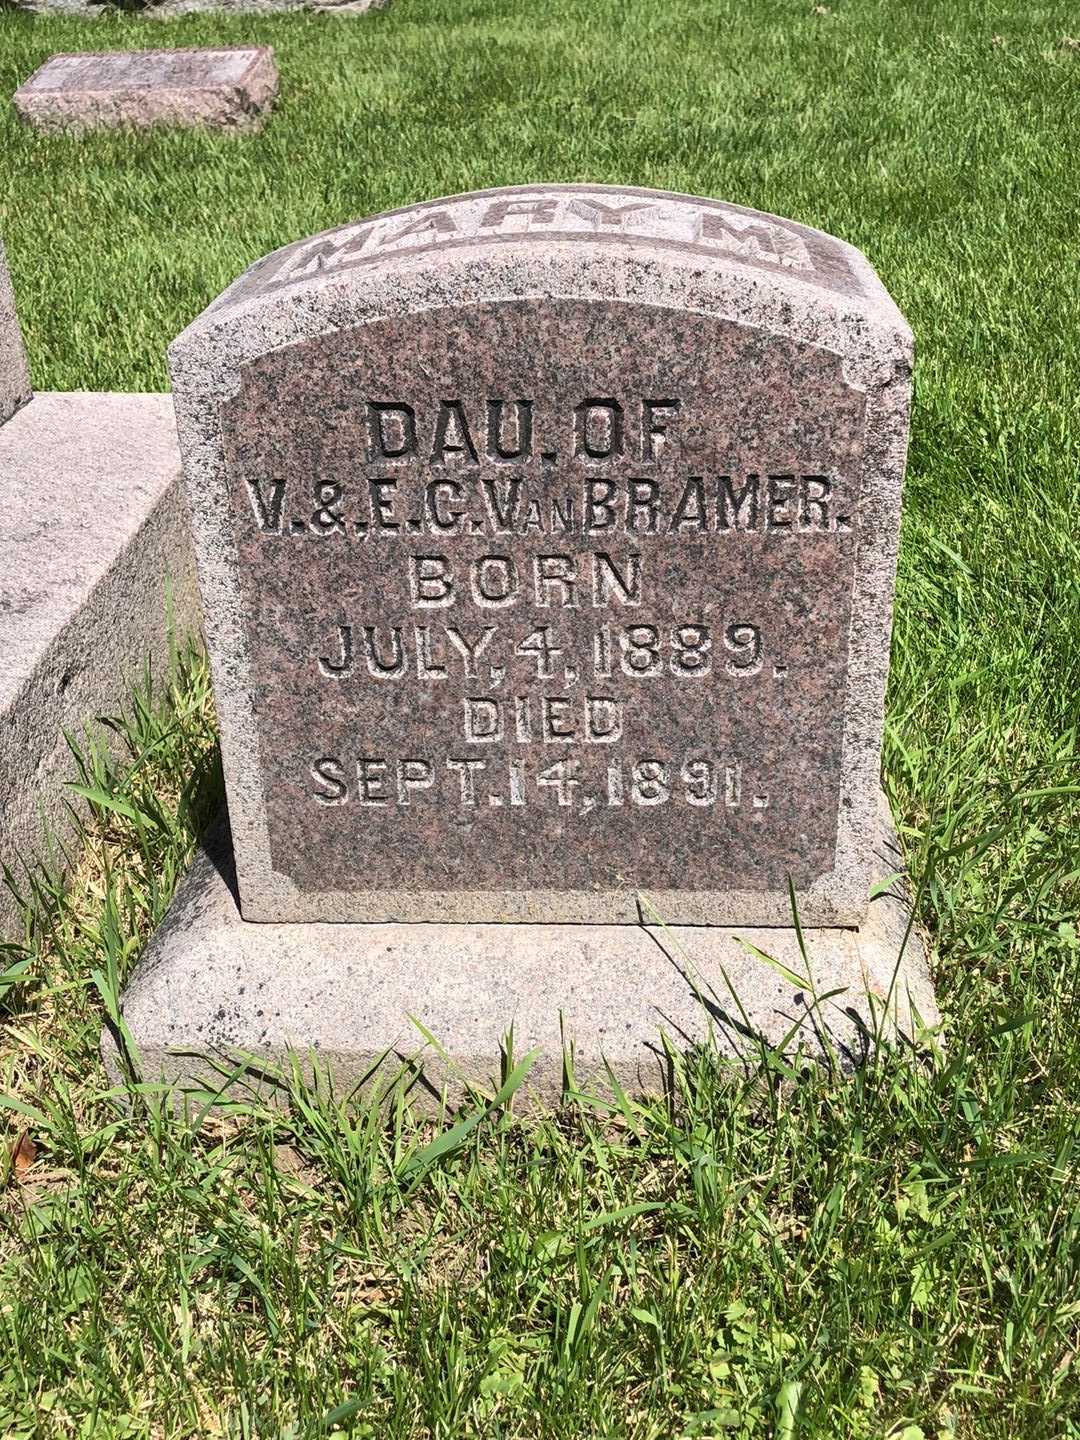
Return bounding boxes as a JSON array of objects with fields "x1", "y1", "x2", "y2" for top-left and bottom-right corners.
[{"x1": 2, "y1": 1, "x2": 1080, "y2": 1436}]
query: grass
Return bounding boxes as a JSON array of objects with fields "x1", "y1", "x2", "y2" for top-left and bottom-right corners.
[{"x1": 1, "y1": 0, "x2": 1080, "y2": 1435}]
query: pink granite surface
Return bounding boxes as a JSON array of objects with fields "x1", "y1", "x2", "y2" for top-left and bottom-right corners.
[
  {"x1": 169, "y1": 185, "x2": 913, "y2": 926},
  {"x1": 0, "y1": 237, "x2": 31, "y2": 426},
  {"x1": 13, "y1": 46, "x2": 278, "y2": 134}
]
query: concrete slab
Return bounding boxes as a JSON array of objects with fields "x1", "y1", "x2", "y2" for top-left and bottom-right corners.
[
  {"x1": 105, "y1": 796, "x2": 938, "y2": 1106},
  {"x1": 0, "y1": 392, "x2": 201, "y2": 937}
]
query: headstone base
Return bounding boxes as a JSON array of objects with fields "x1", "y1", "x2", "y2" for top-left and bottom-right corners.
[{"x1": 105, "y1": 797, "x2": 938, "y2": 1106}]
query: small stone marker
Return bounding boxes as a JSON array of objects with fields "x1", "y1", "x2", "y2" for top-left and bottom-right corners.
[
  {"x1": 13, "y1": 47, "x2": 278, "y2": 135},
  {"x1": 0, "y1": 238, "x2": 32, "y2": 426},
  {"x1": 111, "y1": 186, "x2": 936, "y2": 1101},
  {"x1": 170, "y1": 185, "x2": 912, "y2": 928}
]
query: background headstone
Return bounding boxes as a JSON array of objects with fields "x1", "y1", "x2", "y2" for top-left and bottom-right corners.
[
  {"x1": 0, "y1": 246, "x2": 200, "y2": 938},
  {"x1": 13, "y1": 47, "x2": 279, "y2": 134},
  {"x1": 169, "y1": 184, "x2": 913, "y2": 928},
  {"x1": 19, "y1": 0, "x2": 388, "y2": 14},
  {"x1": 0, "y1": 394, "x2": 202, "y2": 939},
  {"x1": 0, "y1": 238, "x2": 32, "y2": 426}
]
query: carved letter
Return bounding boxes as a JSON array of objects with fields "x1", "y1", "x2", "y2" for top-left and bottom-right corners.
[
  {"x1": 318, "y1": 624, "x2": 355, "y2": 678},
  {"x1": 311, "y1": 758, "x2": 348, "y2": 805},
  {"x1": 245, "y1": 477, "x2": 286, "y2": 534},
  {"x1": 480, "y1": 197, "x2": 559, "y2": 229},
  {"x1": 367, "y1": 402, "x2": 417, "y2": 461},
  {"x1": 642, "y1": 399, "x2": 680, "y2": 460},
  {"x1": 592, "y1": 553, "x2": 642, "y2": 607},
  {"x1": 431, "y1": 401, "x2": 479, "y2": 465},
  {"x1": 717, "y1": 475, "x2": 760, "y2": 531},
  {"x1": 575, "y1": 399, "x2": 623, "y2": 460},
  {"x1": 410, "y1": 556, "x2": 454, "y2": 607},
  {"x1": 487, "y1": 399, "x2": 533, "y2": 460},
  {"x1": 464, "y1": 697, "x2": 503, "y2": 742},
  {"x1": 380, "y1": 208, "x2": 460, "y2": 248}
]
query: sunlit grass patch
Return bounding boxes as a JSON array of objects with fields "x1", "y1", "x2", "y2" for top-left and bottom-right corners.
[{"x1": 1, "y1": 0, "x2": 1079, "y2": 1434}]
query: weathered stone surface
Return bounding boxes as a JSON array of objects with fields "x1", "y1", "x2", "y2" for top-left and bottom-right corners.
[
  {"x1": 103, "y1": 797, "x2": 937, "y2": 1106},
  {"x1": 0, "y1": 238, "x2": 32, "y2": 427},
  {"x1": 13, "y1": 47, "x2": 278, "y2": 134},
  {"x1": 169, "y1": 184, "x2": 912, "y2": 926},
  {"x1": 310, "y1": 0, "x2": 390, "y2": 13},
  {"x1": 19, "y1": 0, "x2": 389, "y2": 13},
  {"x1": 0, "y1": 393, "x2": 201, "y2": 938}
]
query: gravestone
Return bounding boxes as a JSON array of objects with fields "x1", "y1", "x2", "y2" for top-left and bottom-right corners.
[
  {"x1": 0, "y1": 236, "x2": 201, "y2": 941},
  {"x1": 170, "y1": 184, "x2": 911, "y2": 928},
  {"x1": 113, "y1": 185, "x2": 936, "y2": 1099},
  {"x1": 0, "y1": 238, "x2": 32, "y2": 426},
  {"x1": 23, "y1": 0, "x2": 388, "y2": 14},
  {"x1": 14, "y1": 48, "x2": 278, "y2": 134}
]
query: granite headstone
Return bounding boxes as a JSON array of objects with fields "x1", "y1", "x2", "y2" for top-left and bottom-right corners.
[
  {"x1": 0, "y1": 241, "x2": 201, "y2": 940},
  {"x1": 0, "y1": 238, "x2": 32, "y2": 426},
  {"x1": 14, "y1": 48, "x2": 278, "y2": 134},
  {"x1": 169, "y1": 185, "x2": 912, "y2": 929}
]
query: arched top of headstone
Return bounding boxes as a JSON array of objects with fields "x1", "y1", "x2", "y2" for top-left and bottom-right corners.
[{"x1": 171, "y1": 186, "x2": 909, "y2": 395}]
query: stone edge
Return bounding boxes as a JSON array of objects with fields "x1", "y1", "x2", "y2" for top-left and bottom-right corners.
[
  {"x1": 0, "y1": 236, "x2": 32, "y2": 427},
  {"x1": 17, "y1": 45, "x2": 273, "y2": 89}
]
